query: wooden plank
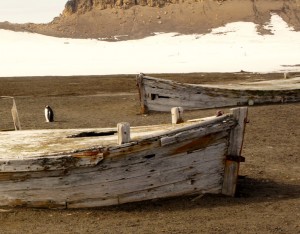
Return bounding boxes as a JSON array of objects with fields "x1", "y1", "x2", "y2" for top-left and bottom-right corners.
[
  {"x1": 0, "y1": 141, "x2": 228, "y2": 208},
  {"x1": 142, "y1": 77, "x2": 248, "y2": 111},
  {"x1": 136, "y1": 73, "x2": 148, "y2": 114},
  {"x1": 0, "y1": 151, "x2": 104, "y2": 172},
  {"x1": 69, "y1": 173, "x2": 223, "y2": 208},
  {"x1": 228, "y1": 107, "x2": 248, "y2": 156},
  {"x1": 11, "y1": 99, "x2": 21, "y2": 130},
  {"x1": 0, "y1": 96, "x2": 21, "y2": 131},
  {"x1": 160, "y1": 120, "x2": 234, "y2": 147},
  {"x1": 222, "y1": 107, "x2": 248, "y2": 196}
]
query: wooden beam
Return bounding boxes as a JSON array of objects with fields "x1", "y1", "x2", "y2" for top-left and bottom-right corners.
[
  {"x1": 222, "y1": 107, "x2": 248, "y2": 196},
  {"x1": 136, "y1": 73, "x2": 148, "y2": 114}
]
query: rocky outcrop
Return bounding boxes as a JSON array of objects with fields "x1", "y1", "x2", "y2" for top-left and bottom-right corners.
[
  {"x1": 0, "y1": 0, "x2": 299, "y2": 41},
  {"x1": 63, "y1": 0, "x2": 181, "y2": 15}
]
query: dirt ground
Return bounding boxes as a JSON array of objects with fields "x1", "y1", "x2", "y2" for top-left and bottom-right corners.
[{"x1": 0, "y1": 72, "x2": 299, "y2": 233}]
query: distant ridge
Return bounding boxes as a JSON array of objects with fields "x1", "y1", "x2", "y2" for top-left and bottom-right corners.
[
  {"x1": 0, "y1": 0, "x2": 299, "y2": 40},
  {"x1": 63, "y1": 0, "x2": 191, "y2": 15}
]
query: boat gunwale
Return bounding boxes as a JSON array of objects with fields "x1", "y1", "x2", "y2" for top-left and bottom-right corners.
[
  {"x1": 0, "y1": 114, "x2": 235, "y2": 166},
  {"x1": 142, "y1": 75, "x2": 300, "y2": 91}
]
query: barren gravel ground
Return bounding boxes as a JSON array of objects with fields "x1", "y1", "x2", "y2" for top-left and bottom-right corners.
[{"x1": 0, "y1": 73, "x2": 299, "y2": 233}]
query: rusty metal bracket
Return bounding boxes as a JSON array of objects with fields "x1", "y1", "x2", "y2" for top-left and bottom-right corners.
[{"x1": 226, "y1": 155, "x2": 245, "y2": 162}]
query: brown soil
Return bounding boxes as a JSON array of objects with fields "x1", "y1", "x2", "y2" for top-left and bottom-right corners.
[
  {"x1": 0, "y1": 0, "x2": 299, "y2": 40},
  {"x1": 0, "y1": 73, "x2": 299, "y2": 233}
]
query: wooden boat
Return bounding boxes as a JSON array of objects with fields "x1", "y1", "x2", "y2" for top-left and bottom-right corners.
[
  {"x1": 136, "y1": 73, "x2": 300, "y2": 113},
  {"x1": 0, "y1": 107, "x2": 247, "y2": 209}
]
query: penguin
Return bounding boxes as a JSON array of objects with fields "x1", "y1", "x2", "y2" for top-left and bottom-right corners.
[{"x1": 45, "y1": 105, "x2": 54, "y2": 122}]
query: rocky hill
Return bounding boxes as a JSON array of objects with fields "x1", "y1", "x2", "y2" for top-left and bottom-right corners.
[
  {"x1": 0, "y1": 0, "x2": 299, "y2": 40},
  {"x1": 63, "y1": 0, "x2": 192, "y2": 15}
]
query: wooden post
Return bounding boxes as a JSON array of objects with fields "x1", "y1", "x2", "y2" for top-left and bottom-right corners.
[
  {"x1": 136, "y1": 73, "x2": 148, "y2": 114},
  {"x1": 248, "y1": 99, "x2": 254, "y2": 106},
  {"x1": 222, "y1": 107, "x2": 248, "y2": 196},
  {"x1": 171, "y1": 107, "x2": 184, "y2": 124},
  {"x1": 117, "y1": 122, "x2": 130, "y2": 145},
  {"x1": 11, "y1": 98, "x2": 21, "y2": 130}
]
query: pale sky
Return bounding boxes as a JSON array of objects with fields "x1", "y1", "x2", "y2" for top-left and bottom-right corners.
[{"x1": 0, "y1": 0, "x2": 67, "y2": 23}]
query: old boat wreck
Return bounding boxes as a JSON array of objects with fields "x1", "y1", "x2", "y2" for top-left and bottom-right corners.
[
  {"x1": 136, "y1": 73, "x2": 300, "y2": 113},
  {"x1": 0, "y1": 107, "x2": 247, "y2": 209}
]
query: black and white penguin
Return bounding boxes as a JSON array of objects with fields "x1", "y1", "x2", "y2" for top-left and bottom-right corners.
[{"x1": 45, "y1": 105, "x2": 54, "y2": 122}]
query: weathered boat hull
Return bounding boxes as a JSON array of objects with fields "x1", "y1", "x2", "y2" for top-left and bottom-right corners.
[
  {"x1": 136, "y1": 74, "x2": 300, "y2": 113},
  {"x1": 0, "y1": 108, "x2": 247, "y2": 209}
]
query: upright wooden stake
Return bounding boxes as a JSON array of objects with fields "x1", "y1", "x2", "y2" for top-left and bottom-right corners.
[
  {"x1": 136, "y1": 73, "x2": 148, "y2": 114},
  {"x1": 171, "y1": 107, "x2": 184, "y2": 124},
  {"x1": 222, "y1": 107, "x2": 248, "y2": 196},
  {"x1": 117, "y1": 122, "x2": 131, "y2": 145},
  {"x1": 11, "y1": 98, "x2": 21, "y2": 130}
]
